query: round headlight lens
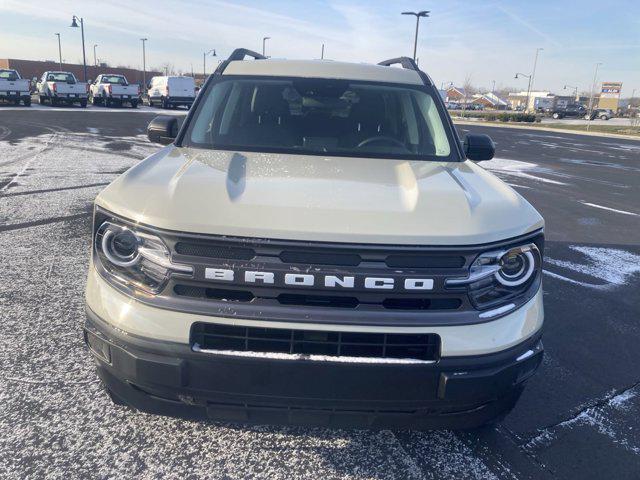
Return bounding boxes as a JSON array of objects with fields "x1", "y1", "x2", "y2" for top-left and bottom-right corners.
[
  {"x1": 102, "y1": 227, "x2": 140, "y2": 267},
  {"x1": 495, "y1": 249, "x2": 535, "y2": 287}
]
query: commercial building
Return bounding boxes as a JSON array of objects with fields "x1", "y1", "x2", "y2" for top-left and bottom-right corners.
[{"x1": 507, "y1": 91, "x2": 554, "y2": 111}]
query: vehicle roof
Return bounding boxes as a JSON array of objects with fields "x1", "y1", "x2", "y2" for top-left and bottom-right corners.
[{"x1": 223, "y1": 59, "x2": 424, "y2": 85}]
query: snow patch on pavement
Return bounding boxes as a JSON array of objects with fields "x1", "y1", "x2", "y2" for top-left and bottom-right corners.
[
  {"x1": 525, "y1": 385, "x2": 640, "y2": 455},
  {"x1": 580, "y1": 202, "x2": 639, "y2": 217},
  {"x1": 545, "y1": 245, "x2": 640, "y2": 288},
  {"x1": 482, "y1": 157, "x2": 568, "y2": 186}
]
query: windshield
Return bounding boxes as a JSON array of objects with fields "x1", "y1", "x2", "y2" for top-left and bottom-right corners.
[
  {"x1": 0, "y1": 70, "x2": 19, "y2": 81},
  {"x1": 47, "y1": 73, "x2": 76, "y2": 83},
  {"x1": 101, "y1": 75, "x2": 128, "y2": 85},
  {"x1": 184, "y1": 77, "x2": 455, "y2": 160}
]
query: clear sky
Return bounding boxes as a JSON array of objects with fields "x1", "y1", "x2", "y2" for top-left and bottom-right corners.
[{"x1": 1, "y1": 0, "x2": 638, "y2": 94}]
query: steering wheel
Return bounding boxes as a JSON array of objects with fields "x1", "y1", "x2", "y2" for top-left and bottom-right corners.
[{"x1": 357, "y1": 136, "x2": 408, "y2": 150}]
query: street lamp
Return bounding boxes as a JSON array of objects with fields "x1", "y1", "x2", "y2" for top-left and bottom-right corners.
[
  {"x1": 529, "y1": 48, "x2": 543, "y2": 94},
  {"x1": 54, "y1": 33, "x2": 62, "y2": 70},
  {"x1": 203, "y1": 49, "x2": 216, "y2": 78},
  {"x1": 93, "y1": 44, "x2": 98, "y2": 67},
  {"x1": 321, "y1": 43, "x2": 325, "y2": 60},
  {"x1": 401, "y1": 11, "x2": 430, "y2": 61},
  {"x1": 69, "y1": 15, "x2": 87, "y2": 82},
  {"x1": 563, "y1": 84, "x2": 578, "y2": 101},
  {"x1": 587, "y1": 62, "x2": 603, "y2": 130},
  {"x1": 140, "y1": 38, "x2": 148, "y2": 91},
  {"x1": 262, "y1": 37, "x2": 270, "y2": 57},
  {"x1": 514, "y1": 72, "x2": 532, "y2": 111}
]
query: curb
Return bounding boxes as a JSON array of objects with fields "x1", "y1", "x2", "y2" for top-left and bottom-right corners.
[{"x1": 452, "y1": 120, "x2": 640, "y2": 141}]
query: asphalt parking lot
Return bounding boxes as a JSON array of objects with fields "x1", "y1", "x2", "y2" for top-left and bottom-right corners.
[{"x1": 0, "y1": 107, "x2": 639, "y2": 479}]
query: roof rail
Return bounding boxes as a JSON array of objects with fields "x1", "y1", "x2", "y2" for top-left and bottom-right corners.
[
  {"x1": 214, "y1": 48, "x2": 267, "y2": 75},
  {"x1": 377, "y1": 56, "x2": 434, "y2": 86},
  {"x1": 377, "y1": 56, "x2": 419, "y2": 71}
]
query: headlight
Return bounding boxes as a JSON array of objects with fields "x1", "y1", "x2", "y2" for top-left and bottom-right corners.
[
  {"x1": 94, "y1": 218, "x2": 192, "y2": 294},
  {"x1": 446, "y1": 240, "x2": 542, "y2": 315}
]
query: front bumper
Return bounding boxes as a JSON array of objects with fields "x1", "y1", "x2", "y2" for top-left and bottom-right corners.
[
  {"x1": 166, "y1": 96, "x2": 194, "y2": 106},
  {"x1": 0, "y1": 91, "x2": 30, "y2": 100},
  {"x1": 85, "y1": 305, "x2": 543, "y2": 429}
]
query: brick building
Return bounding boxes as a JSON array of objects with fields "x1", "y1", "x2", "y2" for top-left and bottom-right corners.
[{"x1": 0, "y1": 58, "x2": 161, "y2": 86}]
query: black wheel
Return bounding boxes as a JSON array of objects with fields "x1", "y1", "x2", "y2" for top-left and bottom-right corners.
[{"x1": 23, "y1": 97, "x2": 31, "y2": 107}]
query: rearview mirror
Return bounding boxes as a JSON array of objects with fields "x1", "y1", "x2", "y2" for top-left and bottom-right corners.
[
  {"x1": 147, "y1": 116, "x2": 178, "y2": 145},
  {"x1": 463, "y1": 134, "x2": 495, "y2": 161}
]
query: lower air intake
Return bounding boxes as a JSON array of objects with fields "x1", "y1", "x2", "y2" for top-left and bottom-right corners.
[{"x1": 191, "y1": 323, "x2": 440, "y2": 362}]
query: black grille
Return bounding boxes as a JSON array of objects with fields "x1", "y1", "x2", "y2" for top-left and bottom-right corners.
[
  {"x1": 174, "y1": 284, "x2": 462, "y2": 311},
  {"x1": 173, "y1": 285, "x2": 254, "y2": 302},
  {"x1": 175, "y1": 242, "x2": 255, "y2": 260},
  {"x1": 191, "y1": 323, "x2": 440, "y2": 361}
]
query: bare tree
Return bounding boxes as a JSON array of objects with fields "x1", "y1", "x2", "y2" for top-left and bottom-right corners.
[{"x1": 461, "y1": 75, "x2": 475, "y2": 117}]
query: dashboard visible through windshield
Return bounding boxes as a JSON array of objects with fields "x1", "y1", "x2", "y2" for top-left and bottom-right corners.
[{"x1": 184, "y1": 77, "x2": 456, "y2": 160}]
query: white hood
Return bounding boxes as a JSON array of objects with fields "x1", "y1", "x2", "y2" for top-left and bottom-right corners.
[{"x1": 96, "y1": 146, "x2": 543, "y2": 245}]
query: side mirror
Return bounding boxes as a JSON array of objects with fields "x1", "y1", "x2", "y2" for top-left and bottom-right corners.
[
  {"x1": 147, "y1": 116, "x2": 178, "y2": 145},
  {"x1": 463, "y1": 134, "x2": 495, "y2": 161}
]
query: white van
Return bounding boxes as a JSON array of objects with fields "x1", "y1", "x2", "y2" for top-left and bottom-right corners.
[{"x1": 147, "y1": 76, "x2": 195, "y2": 109}]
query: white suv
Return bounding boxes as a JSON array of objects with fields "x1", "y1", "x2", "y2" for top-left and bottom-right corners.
[{"x1": 85, "y1": 49, "x2": 544, "y2": 429}]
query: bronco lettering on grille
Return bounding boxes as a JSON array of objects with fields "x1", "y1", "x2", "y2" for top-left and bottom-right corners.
[{"x1": 204, "y1": 268, "x2": 434, "y2": 291}]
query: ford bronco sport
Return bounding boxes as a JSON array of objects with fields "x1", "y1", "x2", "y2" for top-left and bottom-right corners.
[{"x1": 84, "y1": 49, "x2": 544, "y2": 429}]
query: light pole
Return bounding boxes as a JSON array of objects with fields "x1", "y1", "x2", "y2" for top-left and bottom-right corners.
[
  {"x1": 563, "y1": 84, "x2": 578, "y2": 102},
  {"x1": 203, "y1": 49, "x2": 216, "y2": 78},
  {"x1": 401, "y1": 11, "x2": 430, "y2": 61},
  {"x1": 491, "y1": 80, "x2": 496, "y2": 95},
  {"x1": 93, "y1": 44, "x2": 98, "y2": 67},
  {"x1": 70, "y1": 16, "x2": 87, "y2": 82},
  {"x1": 529, "y1": 48, "x2": 543, "y2": 94},
  {"x1": 140, "y1": 38, "x2": 147, "y2": 91},
  {"x1": 262, "y1": 37, "x2": 270, "y2": 57},
  {"x1": 515, "y1": 72, "x2": 532, "y2": 112},
  {"x1": 321, "y1": 43, "x2": 325, "y2": 59},
  {"x1": 587, "y1": 62, "x2": 603, "y2": 130},
  {"x1": 54, "y1": 33, "x2": 62, "y2": 70}
]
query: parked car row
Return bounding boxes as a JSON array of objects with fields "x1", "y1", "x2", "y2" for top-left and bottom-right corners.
[
  {"x1": 444, "y1": 102, "x2": 485, "y2": 111},
  {"x1": 1, "y1": 68, "x2": 197, "y2": 109},
  {"x1": 549, "y1": 104, "x2": 615, "y2": 120}
]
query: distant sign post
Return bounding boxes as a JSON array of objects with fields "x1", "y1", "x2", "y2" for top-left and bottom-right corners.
[{"x1": 599, "y1": 82, "x2": 623, "y2": 110}]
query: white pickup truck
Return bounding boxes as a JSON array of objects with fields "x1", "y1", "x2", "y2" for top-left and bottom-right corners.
[
  {"x1": 0, "y1": 69, "x2": 31, "y2": 106},
  {"x1": 37, "y1": 71, "x2": 88, "y2": 107},
  {"x1": 90, "y1": 74, "x2": 141, "y2": 108}
]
